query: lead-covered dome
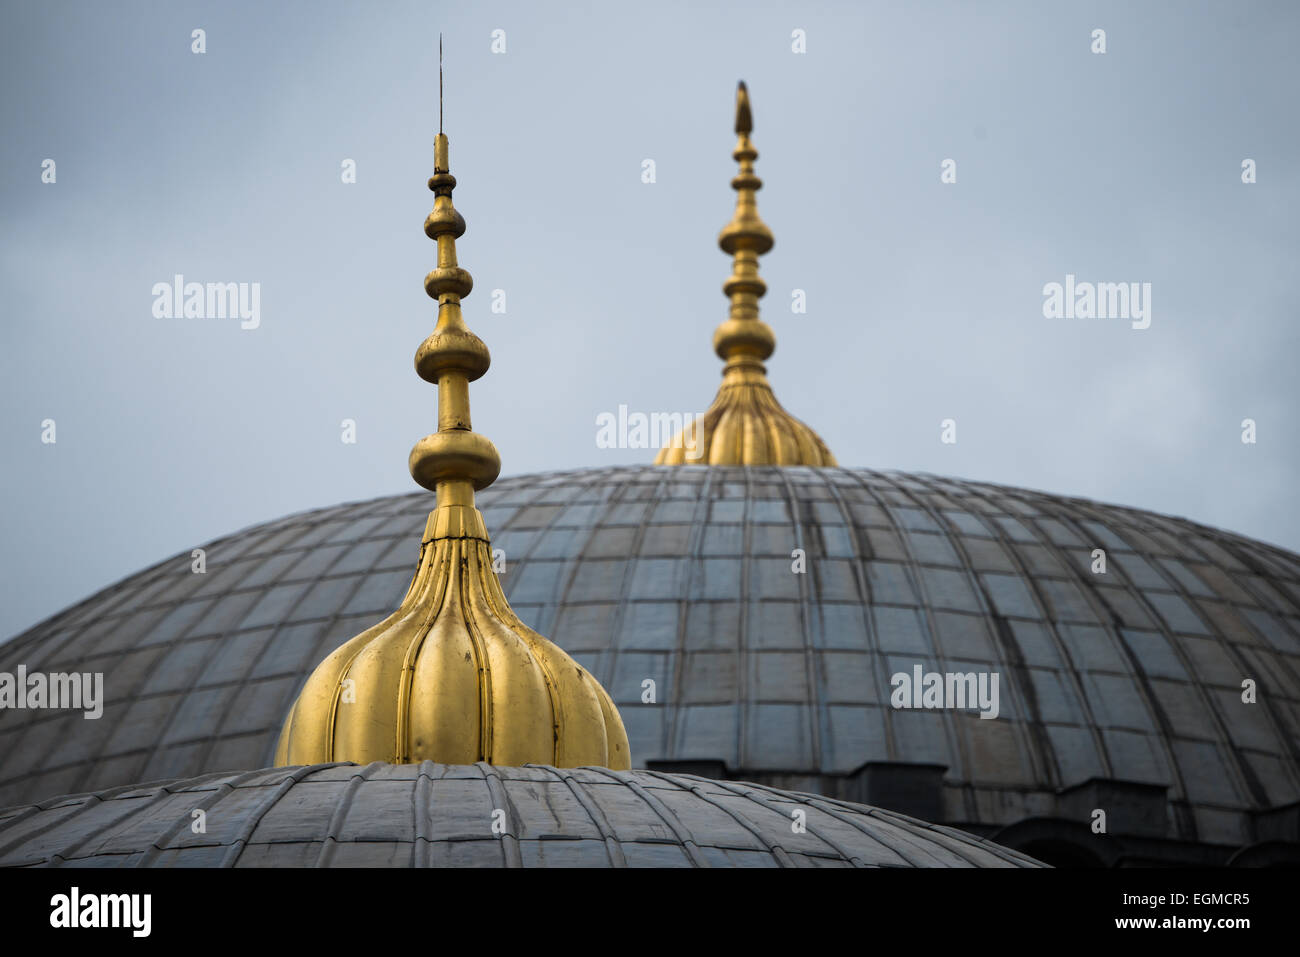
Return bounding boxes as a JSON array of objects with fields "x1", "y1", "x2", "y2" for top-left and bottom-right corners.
[
  {"x1": 3, "y1": 465, "x2": 1298, "y2": 864},
  {"x1": 0, "y1": 761, "x2": 1042, "y2": 868}
]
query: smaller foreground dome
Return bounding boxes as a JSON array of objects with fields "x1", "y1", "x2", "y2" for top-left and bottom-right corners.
[{"x1": 0, "y1": 762, "x2": 1044, "y2": 868}]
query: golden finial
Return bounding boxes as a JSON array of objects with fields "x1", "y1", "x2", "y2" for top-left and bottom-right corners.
[
  {"x1": 275, "y1": 59, "x2": 629, "y2": 770},
  {"x1": 657, "y1": 81, "x2": 836, "y2": 467}
]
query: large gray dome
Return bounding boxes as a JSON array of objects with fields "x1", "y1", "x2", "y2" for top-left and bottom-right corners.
[
  {"x1": 3, "y1": 465, "x2": 1298, "y2": 865},
  {"x1": 0, "y1": 761, "x2": 1043, "y2": 868}
]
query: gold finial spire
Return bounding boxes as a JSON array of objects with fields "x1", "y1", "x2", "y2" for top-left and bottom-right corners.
[
  {"x1": 275, "y1": 70, "x2": 629, "y2": 771},
  {"x1": 657, "y1": 81, "x2": 836, "y2": 467}
]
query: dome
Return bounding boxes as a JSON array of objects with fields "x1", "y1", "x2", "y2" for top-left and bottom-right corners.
[
  {"x1": 4, "y1": 464, "x2": 1298, "y2": 865},
  {"x1": 0, "y1": 761, "x2": 1043, "y2": 868}
]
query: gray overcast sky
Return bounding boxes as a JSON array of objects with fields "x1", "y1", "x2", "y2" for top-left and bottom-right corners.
[{"x1": 2, "y1": 0, "x2": 1297, "y2": 640}]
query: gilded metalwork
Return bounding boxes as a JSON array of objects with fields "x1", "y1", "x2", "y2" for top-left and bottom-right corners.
[
  {"x1": 657, "y1": 81, "x2": 836, "y2": 467},
  {"x1": 275, "y1": 124, "x2": 629, "y2": 770}
]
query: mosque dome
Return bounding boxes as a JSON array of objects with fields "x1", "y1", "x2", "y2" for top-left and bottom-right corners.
[
  {"x1": 0, "y1": 761, "x2": 1043, "y2": 868},
  {"x1": 3, "y1": 464, "x2": 1299, "y2": 866}
]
